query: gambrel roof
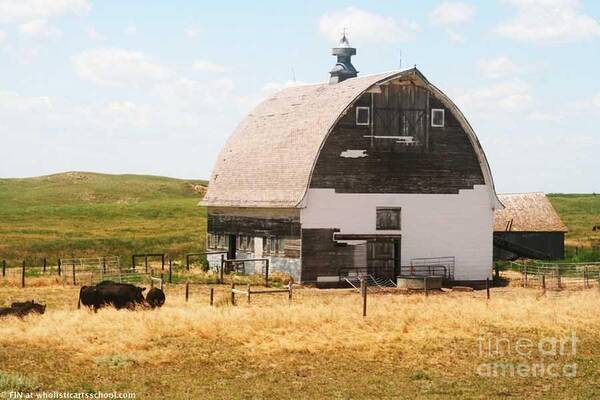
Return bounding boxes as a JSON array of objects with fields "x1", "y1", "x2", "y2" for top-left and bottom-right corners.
[
  {"x1": 494, "y1": 193, "x2": 568, "y2": 232},
  {"x1": 202, "y1": 68, "x2": 500, "y2": 209}
]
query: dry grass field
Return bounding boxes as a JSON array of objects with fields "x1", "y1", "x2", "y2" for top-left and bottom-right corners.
[{"x1": 1, "y1": 279, "x2": 600, "y2": 399}]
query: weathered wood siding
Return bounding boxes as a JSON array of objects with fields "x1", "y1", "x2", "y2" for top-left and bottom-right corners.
[
  {"x1": 493, "y1": 232, "x2": 565, "y2": 260},
  {"x1": 300, "y1": 228, "x2": 355, "y2": 283},
  {"x1": 207, "y1": 207, "x2": 300, "y2": 238},
  {"x1": 309, "y1": 83, "x2": 485, "y2": 194}
]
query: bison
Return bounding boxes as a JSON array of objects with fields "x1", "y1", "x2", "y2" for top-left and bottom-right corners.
[
  {"x1": 79, "y1": 281, "x2": 147, "y2": 311},
  {"x1": 0, "y1": 300, "x2": 46, "y2": 318},
  {"x1": 146, "y1": 287, "x2": 166, "y2": 308}
]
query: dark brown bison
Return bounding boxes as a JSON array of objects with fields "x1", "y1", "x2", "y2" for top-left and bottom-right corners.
[
  {"x1": 79, "y1": 281, "x2": 147, "y2": 311},
  {"x1": 146, "y1": 287, "x2": 166, "y2": 308},
  {"x1": 0, "y1": 300, "x2": 46, "y2": 318}
]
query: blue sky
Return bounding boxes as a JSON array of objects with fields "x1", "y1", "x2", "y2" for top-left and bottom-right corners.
[{"x1": 0, "y1": 0, "x2": 599, "y2": 193}]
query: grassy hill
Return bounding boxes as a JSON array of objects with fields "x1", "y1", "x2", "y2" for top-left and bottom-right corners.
[
  {"x1": 547, "y1": 194, "x2": 600, "y2": 261},
  {"x1": 0, "y1": 172, "x2": 207, "y2": 265}
]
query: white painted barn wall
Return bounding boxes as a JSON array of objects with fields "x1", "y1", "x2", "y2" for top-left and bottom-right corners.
[{"x1": 300, "y1": 185, "x2": 494, "y2": 281}]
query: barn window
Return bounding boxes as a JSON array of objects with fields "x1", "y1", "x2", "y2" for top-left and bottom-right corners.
[
  {"x1": 376, "y1": 207, "x2": 401, "y2": 230},
  {"x1": 356, "y1": 106, "x2": 370, "y2": 126},
  {"x1": 431, "y1": 109, "x2": 445, "y2": 127}
]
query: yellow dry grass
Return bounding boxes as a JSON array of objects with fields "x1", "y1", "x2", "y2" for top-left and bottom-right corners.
[{"x1": 1, "y1": 283, "x2": 599, "y2": 399}]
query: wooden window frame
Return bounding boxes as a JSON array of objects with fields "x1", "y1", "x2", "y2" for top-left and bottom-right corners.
[
  {"x1": 376, "y1": 207, "x2": 402, "y2": 230},
  {"x1": 431, "y1": 109, "x2": 445, "y2": 128},
  {"x1": 356, "y1": 106, "x2": 370, "y2": 126}
]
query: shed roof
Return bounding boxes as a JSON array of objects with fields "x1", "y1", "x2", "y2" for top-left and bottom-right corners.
[
  {"x1": 202, "y1": 68, "x2": 500, "y2": 208},
  {"x1": 494, "y1": 193, "x2": 568, "y2": 232}
]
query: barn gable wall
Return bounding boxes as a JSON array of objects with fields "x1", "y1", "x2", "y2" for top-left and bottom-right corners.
[{"x1": 308, "y1": 83, "x2": 485, "y2": 194}]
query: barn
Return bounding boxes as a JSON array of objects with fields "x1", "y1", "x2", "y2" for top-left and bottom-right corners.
[
  {"x1": 202, "y1": 35, "x2": 503, "y2": 287},
  {"x1": 493, "y1": 193, "x2": 567, "y2": 260}
]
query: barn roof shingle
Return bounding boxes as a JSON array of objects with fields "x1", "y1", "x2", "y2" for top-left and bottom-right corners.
[{"x1": 494, "y1": 193, "x2": 568, "y2": 232}]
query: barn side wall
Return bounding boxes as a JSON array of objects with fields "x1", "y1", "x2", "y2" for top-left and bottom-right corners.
[
  {"x1": 493, "y1": 232, "x2": 565, "y2": 260},
  {"x1": 206, "y1": 207, "x2": 301, "y2": 281},
  {"x1": 300, "y1": 186, "x2": 494, "y2": 283}
]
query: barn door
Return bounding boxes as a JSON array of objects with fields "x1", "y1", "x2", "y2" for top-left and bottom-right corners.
[{"x1": 367, "y1": 239, "x2": 399, "y2": 278}]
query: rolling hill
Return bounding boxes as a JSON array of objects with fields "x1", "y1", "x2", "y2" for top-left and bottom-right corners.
[{"x1": 0, "y1": 172, "x2": 207, "y2": 265}]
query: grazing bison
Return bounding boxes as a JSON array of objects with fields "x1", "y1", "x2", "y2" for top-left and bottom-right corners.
[
  {"x1": 79, "y1": 281, "x2": 147, "y2": 311},
  {"x1": 0, "y1": 300, "x2": 46, "y2": 318},
  {"x1": 146, "y1": 287, "x2": 166, "y2": 308}
]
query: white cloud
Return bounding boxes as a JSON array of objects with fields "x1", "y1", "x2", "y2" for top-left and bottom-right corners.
[
  {"x1": 479, "y1": 56, "x2": 520, "y2": 79},
  {"x1": 527, "y1": 110, "x2": 563, "y2": 121},
  {"x1": 73, "y1": 48, "x2": 171, "y2": 86},
  {"x1": 185, "y1": 25, "x2": 200, "y2": 39},
  {"x1": 18, "y1": 19, "x2": 62, "y2": 38},
  {"x1": 261, "y1": 80, "x2": 305, "y2": 97},
  {"x1": 319, "y1": 7, "x2": 419, "y2": 43},
  {"x1": 430, "y1": 2, "x2": 476, "y2": 25},
  {"x1": 592, "y1": 94, "x2": 600, "y2": 108},
  {"x1": 84, "y1": 26, "x2": 104, "y2": 41},
  {"x1": 448, "y1": 30, "x2": 465, "y2": 43},
  {"x1": 0, "y1": 0, "x2": 89, "y2": 40},
  {"x1": 0, "y1": 0, "x2": 90, "y2": 23},
  {"x1": 192, "y1": 60, "x2": 230, "y2": 73},
  {"x1": 453, "y1": 79, "x2": 534, "y2": 117},
  {"x1": 0, "y1": 30, "x2": 5, "y2": 44},
  {"x1": 125, "y1": 23, "x2": 137, "y2": 35},
  {"x1": 497, "y1": 0, "x2": 600, "y2": 44}
]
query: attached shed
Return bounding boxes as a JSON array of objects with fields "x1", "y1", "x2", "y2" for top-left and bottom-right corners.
[
  {"x1": 202, "y1": 35, "x2": 502, "y2": 287},
  {"x1": 494, "y1": 193, "x2": 567, "y2": 260}
]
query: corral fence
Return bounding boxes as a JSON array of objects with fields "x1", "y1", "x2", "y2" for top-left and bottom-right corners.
[
  {"x1": 512, "y1": 261, "x2": 600, "y2": 291},
  {"x1": 0, "y1": 256, "x2": 158, "y2": 287}
]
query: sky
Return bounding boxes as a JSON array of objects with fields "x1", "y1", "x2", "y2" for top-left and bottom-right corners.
[{"x1": 0, "y1": 0, "x2": 599, "y2": 193}]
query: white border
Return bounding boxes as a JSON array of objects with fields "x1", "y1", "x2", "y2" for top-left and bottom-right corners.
[{"x1": 356, "y1": 106, "x2": 370, "y2": 126}]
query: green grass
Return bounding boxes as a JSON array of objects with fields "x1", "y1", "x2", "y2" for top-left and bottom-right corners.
[
  {"x1": 547, "y1": 194, "x2": 600, "y2": 260},
  {"x1": 0, "y1": 172, "x2": 207, "y2": 266}
]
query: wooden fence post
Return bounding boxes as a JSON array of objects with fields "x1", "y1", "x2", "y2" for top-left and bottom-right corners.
[
  {"x1": 210, "y1": 288, "x2": 214, "y2": 306},
  {"x1": 219, "y1": 255, "x2": 225, "y2": 284},
  {"x1": 145, "y1": 255, "x2": 148, "y2": 273},
  {"x1": 185, "y1": 282, "x2": 190, "y2": 302},
  {"x1": 542, "y1": 274, "x2": 546, "y2": 295},
  {"x1": 43, "y1": 258, "x2": 47, "y2": 273},
  {"x1": 494, "y1": 263, "x2": 499, "y2": 280},
  {"x1": 247, "y1": 284, "x2": 251, "y2": 304},
  {"x1": 186, "y1": 255, "x2": 190, "y2": 271},
  {"x1": 72, "y1": 264, "x2": 76, "y2": 285},
  {"x1": 2, "y1": 260, "x2": 5, "y2": 277},
  {"x1": 161, "y1": 254, "x2": 165, "y2": 271},
  {"x1": 486, "y1": 278, "x2": 490, "y2": 300},
  {"x1": 168, "y1": 259, "x2": 172, "y2": 283},
  {"x1": 361, "y1": 278, "x2": 367, "y2": 317},
  {"x1": 131, "y1": 255, "x2": 135, "y2": 272},
  {"x1": 265, "y1": 259, "x2": 269, "y2": 287},
  {"x1": 288, "y1": 281, "x2": 293, "y2": 303},
  {"x1": 102, "y1": 257, "x2": 106, "y2": 274},
  {"x1": 556, "y1": 264, "x2": 561, "y2": 290},
  {"x1": 584, "y1": 267, "x2": 589, "y2": 289},
  {"x1": 58, "y1": 258, "x2": 62, "y2": 276},
  {"x1": 424, "y1": 277, "x2": 428, "y2": 297},
  {"x1": 524, "y1": 265, "x2": 528, "y2": 288},
  {"x1": 231, "y1": 282, "x2": 236, "y2": 305},
  {"x1": 21, "y1": 260, "x2": 25, "y2": 288}
]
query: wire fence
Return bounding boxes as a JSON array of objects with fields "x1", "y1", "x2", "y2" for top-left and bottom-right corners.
[{"x1": 510, "y1": 261, "x2": 600, "y2": 290}]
